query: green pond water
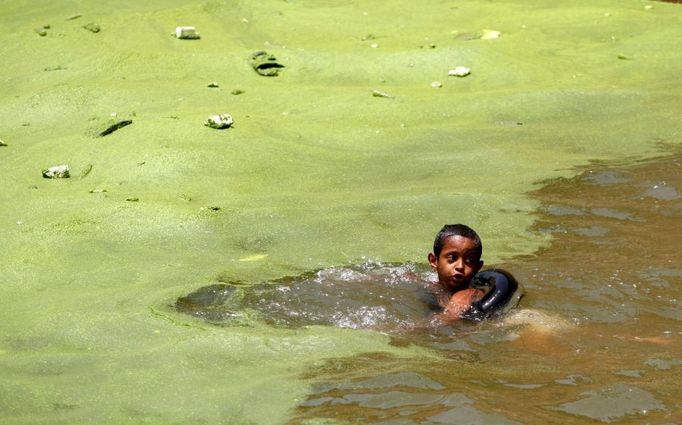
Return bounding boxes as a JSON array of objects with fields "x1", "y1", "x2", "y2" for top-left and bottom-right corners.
[{"x1": 1, "y1": 0, "x2": 681, "y2": 423}]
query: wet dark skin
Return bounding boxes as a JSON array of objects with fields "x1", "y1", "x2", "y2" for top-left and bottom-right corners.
[{"x1": 428, "y1": 235, "x2": 485, "y2": 322}]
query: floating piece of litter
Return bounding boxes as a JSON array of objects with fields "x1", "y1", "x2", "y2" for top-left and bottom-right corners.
[
  {"x1": 34, "y1": 26, "x2": 48, "y2": 36},
  {"x1": 249, "y1": 51, "x2": 285, "y2": 76},
  {"x1": 480, "y1": 29, "x2": 501, "y2": 40},
  {"x1": 431, "y1": 81, "x2": 443, "y2": 88},
  {"x1": 126, "y1": 197, "x2": 139, "y2": 202},
  {"x1": 89, "y1": 188, "x2": 106, "y2": 193},
  {"x1": 448, "y1": 66, "x2": 471, "y2": 77},
  {"x1": 199, "y1": 206, "x2": 221, "y2": 212},
  {"x1": 207, "y1": 82, "x2": 219, "y2": 88},
  {"x1": 231, "y1": 89, "x2": 244, "y2": 95},
  {"x1": 204, "y1": 114, "x2": 233, "y2": 129},
  {"x1": 42, "y1": 165, "x2": 70, "y2": 179},
  {"x1": 66, "y1": 14, "x2": 82, "y2": 21},
  {"x1": 83, "y1": 23, "x2": 100, "y2": 33},
  {"x1": 238, "y1": 254, "x2": 268, "y2": 262},
  {"x1": 0, "y1": 138, "x2": 7, "y2": 146},
  {"x1": 175, "y1": 26, "x2": 200, "y2": 39},
  {"x1": 99, "y1": 120, "x2": 133, "y2": 137},
  {"x1": 372, "y1": 89, "x2": 394, "y2": 98}
]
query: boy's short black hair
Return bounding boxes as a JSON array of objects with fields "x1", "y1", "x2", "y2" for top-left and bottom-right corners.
[{"x1": 433, "y1": 224, "x2": 482, "y2": 258}]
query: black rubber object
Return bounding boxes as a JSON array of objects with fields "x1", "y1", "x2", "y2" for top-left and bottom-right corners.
[{"x1": 462, "y1": 269, "x2": 521, "y2": 321}]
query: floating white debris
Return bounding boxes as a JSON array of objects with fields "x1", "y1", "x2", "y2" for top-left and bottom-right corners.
[
  {"x1": 204, "y1": 114, "x2": 234, "y2": 129},
  {"x1": 448, "y1": 66, "x2": 471, "y2": 77},
  {"x1": 431, "y1": 81, "x2": 442, "y2": 88},
  {"x1": 175, "y1": 26, "x2": 200, "y2": 39},
  {"x1": 480, "y1": 29, "x2": 501, "y2": 40},
  {"x1": 42, "y1": 165, "x2": 70, "y2": 179}
]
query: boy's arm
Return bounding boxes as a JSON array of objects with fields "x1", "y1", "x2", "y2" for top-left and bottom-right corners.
[{"x1": 432, "y1": 288, "x2": 485, "y2": 323}]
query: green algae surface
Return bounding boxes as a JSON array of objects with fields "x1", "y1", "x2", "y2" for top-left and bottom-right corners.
[{"x1": 1, "y1": 1, "x2": 681, "y2": 423}]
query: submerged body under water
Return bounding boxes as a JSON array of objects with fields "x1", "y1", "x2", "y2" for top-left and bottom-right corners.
[{"x1": 175, "y1": 263, "x2": 524, "y2": 332}]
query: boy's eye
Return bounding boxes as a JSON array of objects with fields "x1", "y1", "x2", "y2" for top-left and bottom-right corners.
[{"x1": 464, "y1": 257, "x2": 474, "y2": 265}]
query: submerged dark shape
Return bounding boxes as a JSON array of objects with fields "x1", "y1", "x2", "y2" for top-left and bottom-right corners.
[
  {"x1": 98, "y1": 120, "x2": 132, "y2": 137},
  {"x1": 175, "y1": 262, "x2": 523, "y2": 330},
  {"x1": 462, "y1": 269, "x2": 523, "y2": 321}
]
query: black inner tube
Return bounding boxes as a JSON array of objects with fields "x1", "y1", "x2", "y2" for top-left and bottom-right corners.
[{"x1": 461, "y1": 269, "x2": 524, "y2": 321}]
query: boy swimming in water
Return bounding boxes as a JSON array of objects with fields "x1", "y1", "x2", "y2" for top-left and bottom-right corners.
[{"x1": 427, "y1": 224, "x2": 486, "y2": 323}]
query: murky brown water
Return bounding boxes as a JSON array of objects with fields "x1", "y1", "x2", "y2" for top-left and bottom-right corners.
[{"x1": 280, "y1": 149, "x2": 682, "y2": 424}]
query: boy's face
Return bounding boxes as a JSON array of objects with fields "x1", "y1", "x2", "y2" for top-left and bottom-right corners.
[{"x1": 428, "y1": 235, "x2": 483, "y2": 292}]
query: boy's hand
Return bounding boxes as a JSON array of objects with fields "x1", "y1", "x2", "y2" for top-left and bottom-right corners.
[{"x1": 436, "y1": 288, "x2": 485, "y2": 322}]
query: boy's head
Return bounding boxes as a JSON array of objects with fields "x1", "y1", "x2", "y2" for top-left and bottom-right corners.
[{"x1": 428, "y1": 224, "x2": 484, "y2": 292}]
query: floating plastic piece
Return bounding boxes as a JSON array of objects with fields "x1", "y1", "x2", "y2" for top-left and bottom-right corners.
[
  {"x1": 448, "y1": 66, "x2": 471, "y2": 77},
  {"x1": 175, "y1": 26, "x2": 200, "y2": 40},
  {"x1": 42, "y1": 165, "x2": 70, "y2": 179},
  {"x1": 204, "y1": 114, "x2": 234, "y2": 129}
]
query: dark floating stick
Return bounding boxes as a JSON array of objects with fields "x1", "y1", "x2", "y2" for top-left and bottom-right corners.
[{"x1": 98, "y1": 120, "x2": 132, "y2": 137}]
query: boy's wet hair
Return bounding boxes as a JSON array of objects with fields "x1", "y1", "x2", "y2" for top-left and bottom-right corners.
[{"x1": 433, "y1": 224, "x2": 482, "y2": 258}]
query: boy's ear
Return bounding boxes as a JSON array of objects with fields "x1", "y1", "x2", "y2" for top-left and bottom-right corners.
[
  {"x1": 427, "y1": 253, "x2": 437, "y2": 269},
  {"x1": 475, "y1": 260, "x2": 484, "y2": 273}
]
